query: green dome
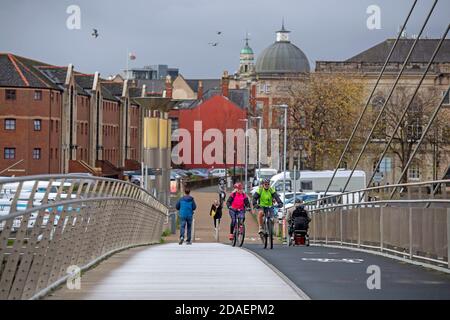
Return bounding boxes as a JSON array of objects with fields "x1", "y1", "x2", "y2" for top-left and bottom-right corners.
[{"x1": 240, "y1": 45, "x2": 254, "y2": 55}]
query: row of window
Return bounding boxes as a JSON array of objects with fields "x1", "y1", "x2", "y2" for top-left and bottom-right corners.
[
  {"x1": 4, "y1": 148, "x2": 41, "y2": 160},
  {"x1": 5, "y1": 89, "x2": 42, "y2": 101},
  {"x1": 104, "y1": 125, "x2": 119, "y2": 137},
  {"x1": 4, "y1": 119, "x2": 42, "y2": 131},
  {"x1": 78, "y1": 122, "x2": 89, "y2": 135}
]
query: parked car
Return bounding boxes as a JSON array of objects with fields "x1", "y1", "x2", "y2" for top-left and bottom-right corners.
[
  {"x1": 172, "y1": 169, "x2": 189, "y2": 177},
  {"x1": 209, "y1": 168, "x2": 227, "y2": 177},
  {"x1": 188, "y1": 169, "x2": 210, "y2": 178}
]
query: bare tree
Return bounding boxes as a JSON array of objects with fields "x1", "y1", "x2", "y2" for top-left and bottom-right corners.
[{"x1": 288, "y1": 74, "x2": 365, "y2": 170}]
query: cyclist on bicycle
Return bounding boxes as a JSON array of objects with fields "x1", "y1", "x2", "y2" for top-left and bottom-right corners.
[
  {"x1": 226, "y1": 182, "x2": 250, "y2": 241},
  {"x1": 252, "y1": 178, "x2": 283, "y2": 235}
]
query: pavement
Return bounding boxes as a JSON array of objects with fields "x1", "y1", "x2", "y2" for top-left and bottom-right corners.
[
  {"x1": 47, "y1": 243, "x2": 303, "y2": 300},
  {"x1": 244, "y1": 244, "x2": 450, "y2": 300}
]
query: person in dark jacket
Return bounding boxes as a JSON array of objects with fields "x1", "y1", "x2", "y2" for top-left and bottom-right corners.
[
  {"x1": 288, "y1": 201, "x2": 311, "y2": 237},
  {"x1": 210, "y1": 199, "x2": 223, "y2": 229},
  {"x1": 176, "y1": 188, "x2": 197, "y2": 245}
]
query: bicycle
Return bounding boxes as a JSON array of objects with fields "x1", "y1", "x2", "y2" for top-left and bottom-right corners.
[
  {"x1": 258, "y1": 206, "x2": 277, "y2": 249},
  {"x1": 230, "y1": 209, "x2": 245, "y2": 247}
]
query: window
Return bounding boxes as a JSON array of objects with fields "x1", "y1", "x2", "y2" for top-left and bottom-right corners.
[
  {"x1": 373, "y1": 157, "x2": 392, "y2": 173},
  {"x1": 408, "y1": 164, "x2": 420, "y2": 180},
  {"x1": 443, "y1": 90, "x2": 450, "y2": 106},
  {"x1": 256, "y1": 101, "x2": 264, "y2": 111},
  {"x1": 4, "y1": 119, "x2": 16, "y2": 130},
  {"x1": 34, "y1": 119, "x2": 41, "y2": 131},
  {"x1": 33, "y1": 148, "x2": 41, "y2": 160},
  {"x1": 4, "y1": 148, "x2": 15, "y2": 159},
  {"x1": 443, "y1": 126, "x2": 450, "y2": 144},
  {"x1": 371, "y1": 96, "x2": 387, "y2": 140},
  {"x1": 6, "y1": 89, "x2": 16, "y2": 100},
  {"x1": 34, "y1": 90, "x2": 42, "y2": 100},
  {"x1": 56, "y1": 121, "x2": 59, "y2": 133},
  {"x1": 407, "y1": 121, "x2": 423, "y2": 141}
]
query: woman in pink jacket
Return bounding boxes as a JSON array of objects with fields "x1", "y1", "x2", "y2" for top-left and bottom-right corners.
[{"x1": 226, "y1": 183, "x2": 250, "y2": 240}]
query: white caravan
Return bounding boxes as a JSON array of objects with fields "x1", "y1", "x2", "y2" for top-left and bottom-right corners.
[{"x1": 269, "y1": 170, "x2": 366, "y2": 198}]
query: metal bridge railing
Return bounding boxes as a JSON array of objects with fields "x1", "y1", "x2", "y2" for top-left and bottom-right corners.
[
  {"x1": 0, "y1": 174, "x2": 168, "y2": 300},
  {"x1": 304, "y1": 180, "x2": 450, "y2": 270}
]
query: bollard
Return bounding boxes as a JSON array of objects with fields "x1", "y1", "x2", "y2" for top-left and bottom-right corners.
[{"x1": 170, "y1": 212, "x2": 177, "y2": 234}]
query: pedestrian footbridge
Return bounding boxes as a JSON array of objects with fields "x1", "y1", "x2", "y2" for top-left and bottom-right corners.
[{"x1": 0, "y1": 175, "x2": 449, "y2": 300}]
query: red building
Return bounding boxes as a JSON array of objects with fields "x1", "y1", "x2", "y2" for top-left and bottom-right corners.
[{"x1": 175, "y1": 83, "x2": 248, "y2": 169}]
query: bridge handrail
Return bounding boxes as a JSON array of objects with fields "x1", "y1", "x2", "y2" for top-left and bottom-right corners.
[
  {"x1": 0, "y1": 174, "x2": 168, "y2": 300},
  {"x1": 302, "y1": 179, "x2": 450, "y2": 271},
  {"x1": 303, "y1": 179, "x2": 450, "y2": 210},
  {"x1": 307, "y1": 199, "x2": 450, "y2": 213}
]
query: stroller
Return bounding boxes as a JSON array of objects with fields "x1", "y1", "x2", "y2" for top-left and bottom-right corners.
[{"x1": 288, "y1": 206, "x2": 310, "y2": 246}]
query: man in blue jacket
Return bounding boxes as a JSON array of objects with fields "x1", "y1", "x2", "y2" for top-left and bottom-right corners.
[{"x1": 176, "y1": 188, "x2": 197, "y2": 245}]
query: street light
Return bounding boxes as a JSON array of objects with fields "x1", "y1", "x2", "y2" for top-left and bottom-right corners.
[
  {"x1": 239, "y1": 119, "x2": 249, "y2": 193},
  {"x1": 250, "y1": 116, "x2": 262, "y2": 186},
  {"x1": 274, "y1": 104, "x2": 288, "y2": 245}
]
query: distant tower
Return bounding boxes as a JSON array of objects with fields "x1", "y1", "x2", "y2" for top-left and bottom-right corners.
[
  {"x1": 239, "y1": 33, "x2": 255, "y2": 78},
  {"x1": 276, "y1": 18, "x2": 291, "y2": 42}
]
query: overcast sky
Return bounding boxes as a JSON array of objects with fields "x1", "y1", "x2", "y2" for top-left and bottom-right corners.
[{"x1": 1, "y1": 0, "x2": 449, "y2": 78}]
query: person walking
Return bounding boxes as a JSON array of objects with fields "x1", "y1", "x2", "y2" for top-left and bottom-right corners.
[
  {"x1": 210, "y1": 199, "x2": 223, "y2": 230},
  {"x1": 176, "y1": 188, "x2": 197, "y2": 245}
]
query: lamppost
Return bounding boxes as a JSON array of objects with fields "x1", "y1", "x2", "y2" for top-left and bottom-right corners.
[
  {"x1": 274, "y1": 104, "x2": 288, "y2": 244},
  {"x1": 239, "y1": 119, "x2": 249, "y2": 193},
  {"x1": 250, "y1": 116, "x2": 262, "y2": 185}
]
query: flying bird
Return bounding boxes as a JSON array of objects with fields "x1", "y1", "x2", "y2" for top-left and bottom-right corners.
[
  {"x1": 91, "y1": 29, "x2": 99, "y2": 38},
  {"x1": 209, "y1": 42, "x2": 219, "y2": 47},
  {"x1": 217, "y1": 31, "x2": 222, "y2": 35}
]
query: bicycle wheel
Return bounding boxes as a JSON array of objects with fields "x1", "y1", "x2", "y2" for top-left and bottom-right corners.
[
  {"x1": 232, "y1": 222, "x2": 238, "y2": 247},
  {"x1": 238, "y1": 219, "x2": 245, "y2": 247},
  {"x1": 268, "y1": 218, "x2": 273, "y2": 249},
  {"x1": 263, "y1": 218, "x2": 268, "y2": 249}
]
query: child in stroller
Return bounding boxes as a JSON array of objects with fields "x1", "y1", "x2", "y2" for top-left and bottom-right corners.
[{"x1": 288, "y1": 201, "x2": 311, "y2": 246}]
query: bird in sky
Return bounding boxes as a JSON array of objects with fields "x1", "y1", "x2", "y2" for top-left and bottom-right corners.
[
  {"x1": 209, "y1": 42, "x2": 219, "y2": 47},
  {"x1": 217, "y1": 31, "x2": 222, "y2": 35},
  {"x1": 92, "y1": 29, "x2": 99, "y2": 38}
]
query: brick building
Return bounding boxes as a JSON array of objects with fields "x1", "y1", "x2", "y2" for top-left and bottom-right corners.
[{"x1": 0, "y1": 53, "x2": 143, "y2": 177}]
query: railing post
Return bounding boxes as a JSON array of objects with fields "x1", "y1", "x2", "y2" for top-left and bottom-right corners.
[
  {"x1": 409, "y1": 207, "x2": 413, "y2": 260},
  {"x1": 380, "y1": 206, "x2": 384, "y2": 252},
  {"x1": 340, "y1": 208, "x2": 343, "y2": 246},
  {"x1": 313, "y1": 212, "x2": 316, "y2": 243},
  {"x1": 447, "y1": 208, "x2": 450, "y2": 269},
  {"x1": 358, "y1": 207, "x2": 361, "y2": 248}
]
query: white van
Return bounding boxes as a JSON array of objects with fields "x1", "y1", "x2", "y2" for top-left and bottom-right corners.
[
  {"x1": 252, "y1": 168, "x2": 278, "y2": 187},
  {"x1": 209, "y1": 168, "x2": 227, "y2": 177}
]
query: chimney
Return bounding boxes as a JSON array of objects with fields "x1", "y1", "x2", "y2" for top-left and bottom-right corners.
[
  {"x1": 221, "y1": 70, "x2": 229, "y2": 98},
  {"x1": 250, "y1": 81, "x2": 257, "y2": 112},
  {"x1": 197, "y1": 80, "x2": 203, "y2": 100},
  {"x1": 165, "y1": 75, "x2": 173, "y2": 99}
]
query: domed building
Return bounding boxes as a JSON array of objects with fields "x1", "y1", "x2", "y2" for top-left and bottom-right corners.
[
  {"x1": 231, "y1": 22, "x2": 311, "y2": 171},
  {"x1": 255, "y1": 23, "x2": 310, "y2": 77}
]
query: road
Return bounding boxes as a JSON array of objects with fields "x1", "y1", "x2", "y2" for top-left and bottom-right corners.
[{"x1": 244, "y1": 244, "x2": 450, "y2": 299}]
